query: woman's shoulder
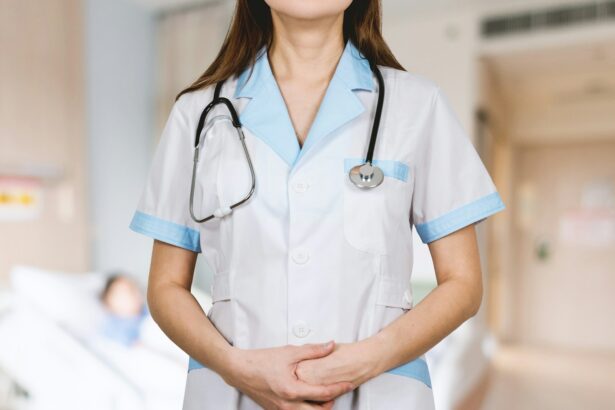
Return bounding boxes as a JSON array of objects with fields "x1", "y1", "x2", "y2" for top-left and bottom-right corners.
[
  {"x1": 173, "y1": 83, "x2": 217, "y2": 115},
  {"x1": 172, "y1": 74, "x2": 243, "y2": 120},
  {"x1": 379, "y1": 65, "x2": 441, "y2": 104}
]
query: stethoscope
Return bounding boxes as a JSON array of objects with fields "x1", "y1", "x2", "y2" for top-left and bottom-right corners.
[{"x1": 189, "y1": 60, "x2": 386, "y2": 223}]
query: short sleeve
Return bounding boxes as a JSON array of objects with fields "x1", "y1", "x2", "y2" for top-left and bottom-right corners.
[
  {"x1": 128, "y1": 98, "x2": 202, "y2": 252},
  {"x1": 411, "y1": 86, "x2": 505, "y2": 244}
]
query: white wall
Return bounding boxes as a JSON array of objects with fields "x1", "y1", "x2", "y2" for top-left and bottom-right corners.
[{"x1": 85, "y1": 0, "x2": 156, "y2": 280}]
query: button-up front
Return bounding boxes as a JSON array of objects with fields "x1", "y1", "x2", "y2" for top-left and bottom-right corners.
[
  {"x1": 291, "y1": 247, "x2": 310, "y2": 265},
  {"x1": 130, "y1": 40, "x2": 505, "y2": 410},
  {"x1": 293, "y1": 180, "x2": 310, "y2": 193},
  {"x1": 292, "y1": 321, "x2": 311, "y2": 338}
]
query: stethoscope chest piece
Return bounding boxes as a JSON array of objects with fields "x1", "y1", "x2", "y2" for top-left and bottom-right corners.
[{"x1": 349, "y1": 163, "x2": 384, "y2": 189}]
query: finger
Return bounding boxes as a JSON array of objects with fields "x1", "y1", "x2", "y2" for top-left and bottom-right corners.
[
  {"x1": 299, "y1": 400, "x2": 335, "y2": 410},
  {"x1": 321, "y1": 400, "x2": 335, "y2": 410},
  {"x1": 304, "y1": 399, "x2": 335, "y2": 409},
  {"x1": 291, "y1": 380, "x2": 354, "y2": 402},
  {"x1": 291, "y1": 341, "x2": 335, "y2": 361},
  {"x1": 320, "y1": 400, "x2": 335, "y2": 410}
]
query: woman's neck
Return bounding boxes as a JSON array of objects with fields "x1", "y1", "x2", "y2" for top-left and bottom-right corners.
[{"x1": 268, "y1": 10, "x2": 345, "y2": 84}]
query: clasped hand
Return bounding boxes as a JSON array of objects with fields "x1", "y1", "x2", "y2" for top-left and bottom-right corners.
[{"x1": 223, "y1": 340, "x2": 377, "y2": 410}]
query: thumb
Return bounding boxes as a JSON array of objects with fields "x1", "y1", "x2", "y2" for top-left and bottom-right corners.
[{"x1": 294, "y1": 340, "x2": 335, "y2": 361}]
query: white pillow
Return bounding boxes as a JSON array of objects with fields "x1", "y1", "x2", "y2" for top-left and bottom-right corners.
[{"x1": 9, "y1": 265, "x2": 108, "y2": 340}]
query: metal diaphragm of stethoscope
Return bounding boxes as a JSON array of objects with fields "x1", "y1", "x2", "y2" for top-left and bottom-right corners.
[{"x1": 189, "y1": 61, "x2": 386, "y2": 223}]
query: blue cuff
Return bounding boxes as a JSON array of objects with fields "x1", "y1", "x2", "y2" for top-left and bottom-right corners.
[
  {"x1": 386, "y1": 357, "x2": 432, "y2": 389},
  {"x1": 188, "y1": 356, "x2": 205, "y2": 372},
  {"x1": 129, "y1": 210, "x2": 201, "y2": 253},
  {"x1": 415, "y1": 192, "x2": 505, "y2": 244},
  {"x1": 344, "y1": 158, "x2": 409, "y2": 182}
]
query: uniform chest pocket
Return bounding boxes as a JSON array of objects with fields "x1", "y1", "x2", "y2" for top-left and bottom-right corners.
[{"x1": 342, "y1": 158, "x2": 411, "y2": 255}]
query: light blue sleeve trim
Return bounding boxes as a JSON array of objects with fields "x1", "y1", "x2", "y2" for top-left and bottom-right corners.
[
  {"x1": 344, "y1": 158, "x2": 409, "y2": 182},
  {"x1": 415, "y1": 192, "x2": 505, "y2": 244},
  {"x1": 385, "y1": 357, "x2": 431, "y2": 388},
  {"x1": 188, "y1": 356, "x2": 205, "y2": 372},
  {"x1": 129, "y1": 210, "x2": 201, "y2": 253}
]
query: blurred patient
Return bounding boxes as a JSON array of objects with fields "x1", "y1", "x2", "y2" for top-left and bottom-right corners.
[{"x1": 99, "y1": 273, "x2": 149, "y2": 346}]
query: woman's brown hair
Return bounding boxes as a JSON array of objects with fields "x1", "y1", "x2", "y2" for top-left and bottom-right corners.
[{"x1": 175, "y1": 0, "x2": 404, "y2": 101}]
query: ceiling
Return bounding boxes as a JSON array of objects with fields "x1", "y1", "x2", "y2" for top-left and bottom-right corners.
[{"x1": 484, "y1": 39, "x2": 615, "y2": 143}]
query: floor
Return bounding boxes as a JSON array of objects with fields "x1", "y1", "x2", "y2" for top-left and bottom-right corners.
[{"x1": 474, "y1": 345, "x2": 615, "y2": 410}]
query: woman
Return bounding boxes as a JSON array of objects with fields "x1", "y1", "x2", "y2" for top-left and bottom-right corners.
[{"x1": 129, "y1": 0, "x2": 505, "y2": 409}]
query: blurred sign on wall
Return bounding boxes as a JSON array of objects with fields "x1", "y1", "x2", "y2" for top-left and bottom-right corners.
[
  {"x1": 559, "y1": 209, "x2": 615, "y2": 248},
  {"x1": 0, "y1": 176, "x2": 43, "y2": 221},
  {"x1": 559, "y1": 178, "x2": 615, "y2": 247}
]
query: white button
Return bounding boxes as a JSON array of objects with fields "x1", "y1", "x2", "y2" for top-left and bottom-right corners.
[
  {"x1": 291, "y1": 248, "x2": 310, "y2": 264},
  {"x1": 292, "y1": 320, "x2": 310, "y2": 338},
  {"x1": 293, "y1": 181, "x2": 310, "y2": 193}
]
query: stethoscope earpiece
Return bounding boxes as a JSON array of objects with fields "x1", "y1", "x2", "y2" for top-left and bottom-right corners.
[{"x1": 349, "y1": 162, "x2": 384, "y2": 189}]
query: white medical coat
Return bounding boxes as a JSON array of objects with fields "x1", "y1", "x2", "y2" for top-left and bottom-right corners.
[{"x1": 130, "y1": 40, "x2": 505, "y2": 410}]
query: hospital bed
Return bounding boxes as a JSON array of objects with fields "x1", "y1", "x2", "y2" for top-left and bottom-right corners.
[{"x1": 0, "y1": 265, "x2": 212, "y2": 410}]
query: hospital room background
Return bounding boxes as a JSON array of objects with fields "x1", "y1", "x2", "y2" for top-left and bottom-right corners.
[{"x1": 0, "y1": 0, "x2": 614, "y2": 409}]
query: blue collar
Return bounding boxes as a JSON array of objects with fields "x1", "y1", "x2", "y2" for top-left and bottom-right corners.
[{"x1": 232, "y1": 40, "x2": 374, "y2": 169}]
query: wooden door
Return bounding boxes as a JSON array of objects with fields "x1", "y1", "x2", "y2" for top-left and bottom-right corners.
[{"x1": 513, "y1": 140, "x2": 615, "y2": 350}]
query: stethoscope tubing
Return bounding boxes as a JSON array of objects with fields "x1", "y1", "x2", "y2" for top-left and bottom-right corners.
[
  {"x1": 190, "y1": 117, "x2": 255, "y2": 223},
  {"x1": 189, "y1": 61, "x2": 385, "y2": 223},
  {"x1": 366, "y1": 62, "x2": 385, "y2": 166}
]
